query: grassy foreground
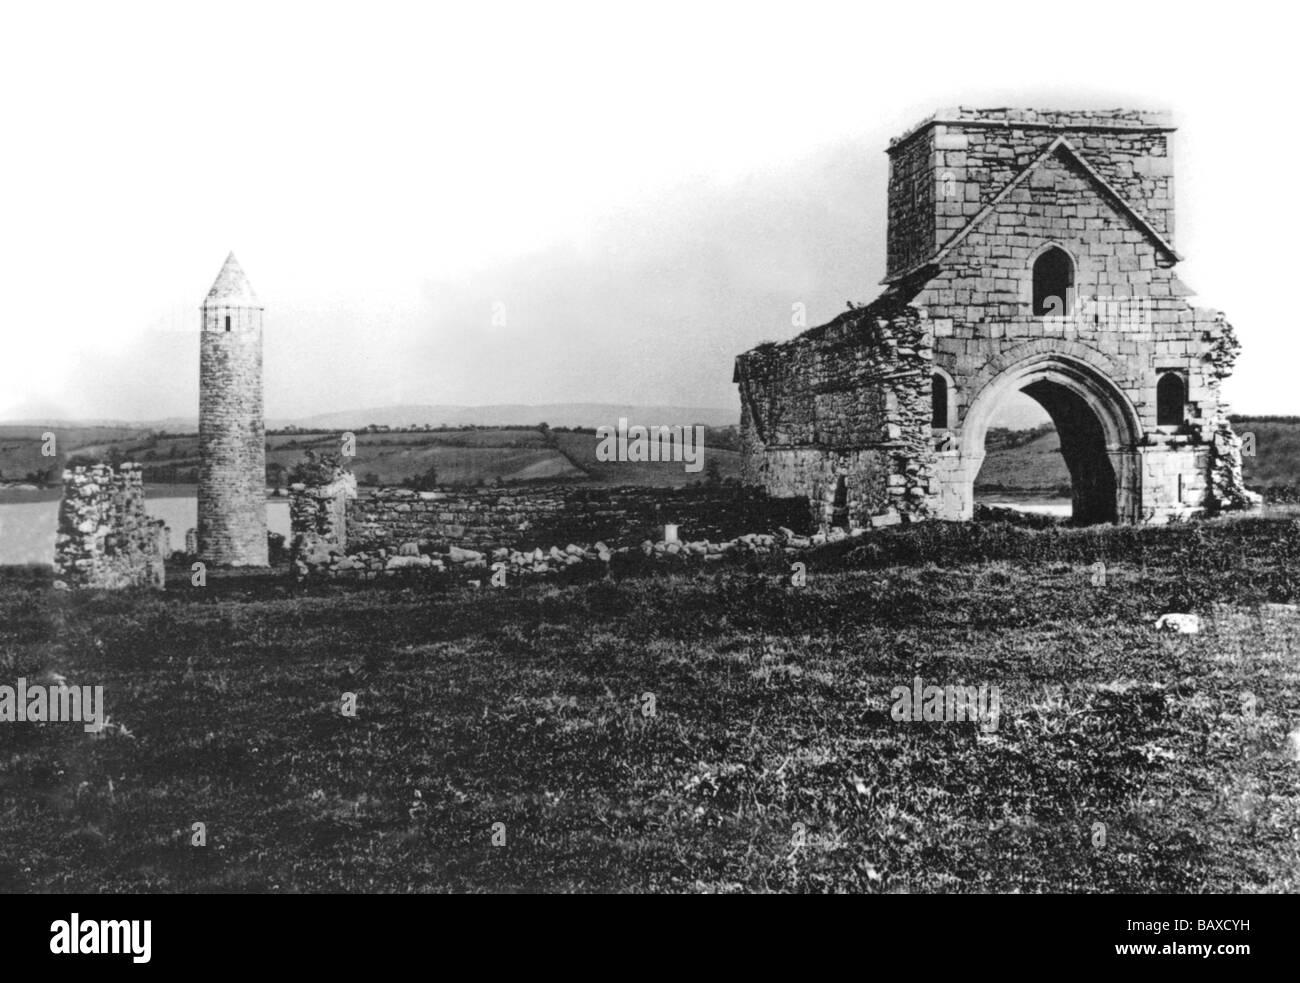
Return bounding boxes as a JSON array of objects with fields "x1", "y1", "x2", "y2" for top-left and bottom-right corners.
[{"x1": 1, "y1": 517, "x2": 1298, "y2": 893}]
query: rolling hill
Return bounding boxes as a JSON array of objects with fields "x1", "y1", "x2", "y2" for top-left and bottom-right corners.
[
  {"x1": 974, "y1": 416, "x2": 1298, "y2": 498},
  {"x1": 4, "y1": 416, "x2": 1294, "y2": 499},
  {"x1": 4, "y1": 402, "x2": 740, "y2": 434},
  {"x1": 1, "y1": 425, "x2": 739, "y2": 490}
]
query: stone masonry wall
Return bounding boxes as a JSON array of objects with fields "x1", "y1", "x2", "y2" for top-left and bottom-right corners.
[
  {"x1": 54, "y1": 463, "x2": 166, "y2": 590},
  {"x1": 906, "y1": 117, "x2": 1253, "y2": 521},
  {"x1": 887, "y1": 108, "x2": 1174, "y2": 280},
  {"x1": 735, "y1": 298, "x2": 935, "y2": 529},
  {"x1": 198, "y1": 306, "x2": 268, "y2": 566},
  {"x1": 887, "y1": 126, "x2": 937, "y2": 278},
  {"x1": 290, "y1": 482, "x2": 812, "y2": 559}
]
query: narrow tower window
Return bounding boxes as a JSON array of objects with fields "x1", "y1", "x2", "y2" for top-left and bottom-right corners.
[
  {"x1": 1032, "y1": 246, "x2": 1073, "y2": 316},
  {"x1": 225, "y1": 315, "x2": 232, "y2": 332},
  {"x1": 931, "y1": 373, "x2": 949, "y2": 429},
  {"x1": 831, "y1": 475, "x2": 849, "y2": 530},
  {"x1": 1156, "y1": 372, "x2": 1186, "y2": 427}
]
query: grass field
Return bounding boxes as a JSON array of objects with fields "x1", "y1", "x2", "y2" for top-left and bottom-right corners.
[
  {"x1": 1, "y1": 516, "x2": 1297, "y2": 892},
  {"x1": 1234, "y1": 419, "x2": 1300, "y2": 489},
  {"x1": 976, "y1": 425, "x2": 1069, "y2": 496}
]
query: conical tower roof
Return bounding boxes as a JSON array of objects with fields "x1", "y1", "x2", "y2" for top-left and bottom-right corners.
[{"x1": 204, "y1": 252, "x2": 261, "y2": 307}]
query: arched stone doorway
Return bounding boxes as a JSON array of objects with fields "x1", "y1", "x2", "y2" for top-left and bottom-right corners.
[{"x1": 934, "y1": 350, "x2": 1142, "y2": 524}]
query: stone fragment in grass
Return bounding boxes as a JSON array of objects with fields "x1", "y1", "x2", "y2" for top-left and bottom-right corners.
[
  {"x1": 1155, "y1": 613, "x2": 1200, "y2": 634},
  {"x1": 1287, "y1": 728, "x2": 1300, "y2": 763}
]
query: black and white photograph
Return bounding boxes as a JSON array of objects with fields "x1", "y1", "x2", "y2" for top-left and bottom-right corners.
[{"x1": 0, "y1": 0, "x2": 1291, "y2": 961}]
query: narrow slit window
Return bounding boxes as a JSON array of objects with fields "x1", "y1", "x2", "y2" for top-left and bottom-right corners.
[
  {"x1": 831, "y1": 476, "x2": 849, "y2": 530},
  {"x1": 931, "y1": 373, "x2": 949, "y2": 429},
  {"x1": 225, "y1": 315, "x2": 232, "y2": 332}
]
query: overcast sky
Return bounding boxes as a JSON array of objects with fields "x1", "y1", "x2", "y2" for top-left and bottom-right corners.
[{"x1": 2, "y1": 1, "x2": 1295, "y2": 422}]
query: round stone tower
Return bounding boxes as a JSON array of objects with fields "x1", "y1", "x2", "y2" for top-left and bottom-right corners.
[{"x1": 198, "y1": 252, "x2": 268, "y2": 566}]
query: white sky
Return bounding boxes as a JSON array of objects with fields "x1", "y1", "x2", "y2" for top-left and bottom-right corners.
[{"x1": 2, "y1": 0, "x2": 1295, "y2": 421}]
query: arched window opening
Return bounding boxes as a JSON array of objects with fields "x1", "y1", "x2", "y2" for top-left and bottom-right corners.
[
  {"x1": 931, "y1": 373, "x2": 949, "y2": 429},
  {"x1": 1156, "y1": 372, "x2": 1186, "y2": 427},
  {"x1": 1032, "y1": 246, "x2": 1073, "y2": 316}
]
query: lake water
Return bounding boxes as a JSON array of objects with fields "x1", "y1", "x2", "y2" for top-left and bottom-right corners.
[
  {"x1": 983, "y1": 499, "x2": 1073, "y2": 517},
  {"x1": 0, "y1": 493, "x2": 290, "y2": 568}
]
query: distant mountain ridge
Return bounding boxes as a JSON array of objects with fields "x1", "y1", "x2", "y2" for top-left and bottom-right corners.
[
  {"x1": 287, "y1": 403, "x2": 741, "y2": 430},
  {"x1": 3, "y1": 403, "x2": 742, "y2": 433}
]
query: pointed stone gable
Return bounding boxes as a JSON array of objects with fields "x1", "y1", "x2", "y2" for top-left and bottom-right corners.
[
  {"x1": 914, "y1": 145, "x2": 1183, "y2": 322},
  {"x1": 205, "y1": 252, "x2": 261, "y2": 308},
  {"x1": 927, "y1": 139, "x2": 1177, "y2": 273}
]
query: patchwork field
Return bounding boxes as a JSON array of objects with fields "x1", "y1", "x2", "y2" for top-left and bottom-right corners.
[
  {"x1": 8, "y1": 418, "x2": 1288, "y2": 498},
  {"x1": 1, "y1": 516, "x2": 1296, "y2": 892},
  {"x1": 0, "y1": 425, "x2": 739, "y2": 490}
]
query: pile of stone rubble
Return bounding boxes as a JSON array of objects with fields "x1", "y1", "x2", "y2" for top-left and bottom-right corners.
[{"x1": 293, "y1": 525, "x2": 865, "y2": 581}]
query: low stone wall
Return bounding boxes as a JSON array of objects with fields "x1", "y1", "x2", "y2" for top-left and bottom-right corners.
[
  {"x1": 287, "y1": 480, "x2": 814, "y2": 579},
  {"x1": 54, "y1": 463, "x2": 167, "y2": 590},
  {"x1": 339, "y1": 484, "x2": 812, "y2": 554}
]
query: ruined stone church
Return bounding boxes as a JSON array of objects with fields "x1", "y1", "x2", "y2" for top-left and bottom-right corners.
[{"x1": 734, "y1": 108, "x2": 1259, "y2": 528}]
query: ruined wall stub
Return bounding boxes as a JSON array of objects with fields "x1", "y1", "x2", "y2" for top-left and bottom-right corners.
[
  {"x1": 288, "y1": 470, "x2": 357, "y2": 559},
  {"x1": 735, "y1": 301, "x2": 934, "y2": 529},
  {"x1": 54, "y1": 463, "x2": 167, "y2": 590},
  {"x1": 736, "y1": 108, "x2": 1260, "y2": 528}
]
